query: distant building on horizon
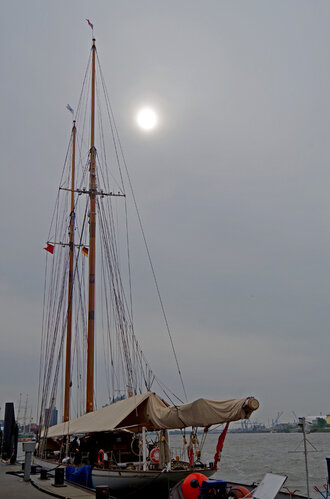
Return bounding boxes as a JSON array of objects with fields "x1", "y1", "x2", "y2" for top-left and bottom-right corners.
[{"x1": 44, "y1": 407, "x2": 58, "y2": 427}]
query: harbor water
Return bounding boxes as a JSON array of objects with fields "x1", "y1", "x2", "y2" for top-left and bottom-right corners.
[
  {"x1": 170, "y1": 432, "x2": 330, "y2": 498},
  {"x1": 19, "y1": 433, "x2": 329, "y2": 497}
]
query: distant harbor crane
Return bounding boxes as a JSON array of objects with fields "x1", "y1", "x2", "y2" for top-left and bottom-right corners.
[
  {"x1": 292, "y1": 411, "x2": 299, "y2": 423},
  {"x1": 271, "y1": 411, "x2": 283, "y2": 428}
]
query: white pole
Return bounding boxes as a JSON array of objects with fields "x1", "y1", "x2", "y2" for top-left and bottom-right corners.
[
  {"x1": 300, "y1": 418, "x2": 310, "y2": 499},
  {"x1": 142, "y1": 426, "x2": 147, "y2": 471}
]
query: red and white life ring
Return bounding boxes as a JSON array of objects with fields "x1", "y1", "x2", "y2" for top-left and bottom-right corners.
[
  {"x1": 150, "y1": 447, "x2": 160, "y2": 463},
  {"x1": 229, "y1": 486, "x2": 252, "y2": 498}
]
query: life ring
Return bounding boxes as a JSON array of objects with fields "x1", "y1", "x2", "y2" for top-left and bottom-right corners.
[
  {"x1": 150, "y1": 447, "x2": 160, "y2": 463},
  {"x1": 98, "y1": 449, "x2": 104, "y2": 467},
  {"x1": 229, "y1": 485, "x2": 252, "y2": 498}
]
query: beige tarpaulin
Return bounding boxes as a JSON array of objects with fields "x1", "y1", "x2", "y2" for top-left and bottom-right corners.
[
  {"x1": 46, "y1": 393, "x2": 150, "y2": 438},
  {"x1": 45, "y1": 392, "x2": 257, "y2": 437},
  {"x1": 145, "y1": 394, "x2": 253, "y2": 429}
]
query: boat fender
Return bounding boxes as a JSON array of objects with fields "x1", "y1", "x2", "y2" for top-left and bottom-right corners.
[
  {"x1": 97, "y1": 449, "x2": 104, "y2": 467},
  {"x1": 229, "y1": 485, "x2": 252, "y2": 498},
  {"x1": 187, "y1": 444, "x2": 194, "y2": 466},
  {"x1": 181, "y1": 473, "x2": 208, "y2": 499},
  {"x1": 150, "y1": 447, "x2": 160, "y2": 463}
]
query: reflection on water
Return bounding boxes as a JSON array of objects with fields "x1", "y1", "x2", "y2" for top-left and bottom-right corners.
[{"x1": 170, "y1": 432, "x2": 329, "y2": 498}]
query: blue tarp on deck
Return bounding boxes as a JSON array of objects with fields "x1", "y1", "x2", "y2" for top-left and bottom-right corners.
[{"x1": 65, "y1": 465, "x2": 93, "y2": 489}]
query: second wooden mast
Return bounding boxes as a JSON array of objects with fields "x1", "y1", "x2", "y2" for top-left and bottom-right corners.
[
  {"x1": 63, "y1": 121, "x2": 76, "y2": 422},
  {"x1": 64, "y1": 38, "x2": 96, "y2": 419},
  {"x1": 86, "y1": 38, "x2": 97, "y2": 413}
]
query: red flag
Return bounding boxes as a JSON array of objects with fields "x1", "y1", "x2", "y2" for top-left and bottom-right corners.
[
  {"x1": 44, "y1": 243, "x2": 54, "y2": 254},
  {"x1": 82, "y1": 246, "x2": 89, "y2": 257},
  {"x1": 86, "y1": 19, "x2": 93, "y2": 30},
  {"x1": 213, "y1": 422, "x2": 229, "y2": 471}
]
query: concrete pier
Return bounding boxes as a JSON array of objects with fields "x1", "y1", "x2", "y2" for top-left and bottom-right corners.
[
  {"x1": 0, "y1": 462, "x2": 48, "y2": 498},
  {"x1": 0, "y1": 462, "x2": 95, "y2": 498}
]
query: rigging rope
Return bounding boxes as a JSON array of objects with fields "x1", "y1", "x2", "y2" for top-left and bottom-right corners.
[
  {"x1": 38, "y1": 45, "x2": 190, "y2": 436},
  {"x1": 97, "y1": 55, "x2": 188, "y2": 402}
]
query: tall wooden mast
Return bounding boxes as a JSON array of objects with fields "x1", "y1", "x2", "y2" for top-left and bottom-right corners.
[
  {"x1": 64, "y1": 121, "x2": 76, "y2": 422},
  {"x1": 86, "y1": 38, "x2": 96, "y2": 413}
]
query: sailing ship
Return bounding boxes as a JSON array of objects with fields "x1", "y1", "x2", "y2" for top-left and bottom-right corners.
[{"x1": 35, "y1": 35, "x2": 259, "y2": 497}]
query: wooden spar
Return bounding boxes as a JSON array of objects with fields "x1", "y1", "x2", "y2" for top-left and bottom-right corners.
[
  {"x1": 64, "y1": 120, "x2": 76, "y2": 423},
  {"x1": 87, "y1": 38, "x2": 96, "y2": 413}
]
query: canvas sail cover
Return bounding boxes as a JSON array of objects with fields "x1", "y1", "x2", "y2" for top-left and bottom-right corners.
[
  {"x1": 145, "y1": 393, "x2": 254, "y2": 429},
  {"x1": 46, "y1": 392, "x2": 257, "y2": 437},
  {"x1": 46, "y1": 393, "x2": 150, "y2": 438}
]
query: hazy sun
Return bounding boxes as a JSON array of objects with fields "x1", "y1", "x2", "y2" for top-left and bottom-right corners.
[{"x1": 136, "y1": 107, "x2": 158, "y2": 131}]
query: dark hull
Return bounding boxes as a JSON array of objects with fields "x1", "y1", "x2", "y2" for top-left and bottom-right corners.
[{"x1": 33, "y1": 456, "x2": 214, "y2": 498}]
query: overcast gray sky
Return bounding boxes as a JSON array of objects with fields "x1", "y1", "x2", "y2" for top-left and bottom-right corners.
[{"x1": 1, "y1": 0, "x2": 330, "y2": 425}]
